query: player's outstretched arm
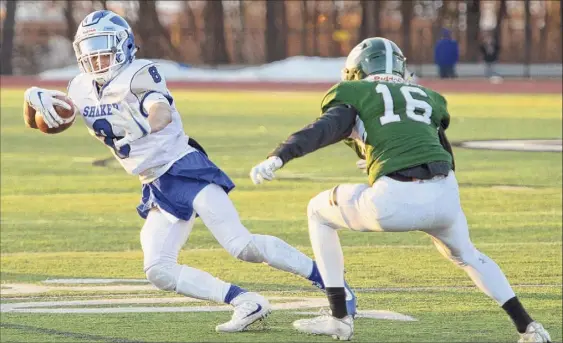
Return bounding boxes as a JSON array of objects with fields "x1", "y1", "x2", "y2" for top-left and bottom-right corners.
[
  {"x1": 146, "y1": 102, "x2": 172, "y2": 133},
  {"x1": 129, "y1": 64, "x2": 176, "y2": 134},
  {"x1": 111, "y1": 100, "x2": 172, "y2": 149},
  {"x1": 249, "y1": 105, "x2": 357, "y2": 185}
]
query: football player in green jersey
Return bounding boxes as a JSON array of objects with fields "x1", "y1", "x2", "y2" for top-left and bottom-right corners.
[{"x1": 250, "y1": 37, "x2": 551, "y2": 342}]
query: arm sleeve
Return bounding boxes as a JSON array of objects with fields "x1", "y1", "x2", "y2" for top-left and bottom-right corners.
[
  {"x1": 438, "y1": 127, "x2": 455, "y2": 171},
  {"x1": 130, "y1": 64, "x2": 173, "y2": 117},
  {"x1": 438, "y1": 94, "x2": 450, "y2": 130},
  {"x1": 268, "y1": 105, "x2": 357, "y2": 165}
]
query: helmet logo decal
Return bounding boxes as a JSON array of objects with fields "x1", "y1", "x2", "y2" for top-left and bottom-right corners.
[
  {"x1": 82, "y1": 10, "x2": 110, "y2": 27},
  {"x1": 109, "y1": 16, "x2": 129, "y2": 28}
]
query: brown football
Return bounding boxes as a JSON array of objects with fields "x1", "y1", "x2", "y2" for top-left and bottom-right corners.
[{"x1": 24, "y1": 95, "x2": 76, "y2": 134}]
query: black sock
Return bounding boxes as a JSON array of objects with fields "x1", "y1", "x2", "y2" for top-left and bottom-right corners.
[
  {"x1": 502, "y1": 296, "x2": 533, "y2": 333},
  {"x1": 326, "y1": 287, "x2": 348, "y2": 319}
]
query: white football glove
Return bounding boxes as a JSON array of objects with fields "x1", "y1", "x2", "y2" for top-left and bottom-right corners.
[
  {"x1": 112, "y1": 101, "x2": 152, "y2": 149},
  {"x1": 250, "y1": 156, "x2": 283, "y2": 185},
  {"x1": 24, "y1": 87, "x2": 72, "y2": 128}
]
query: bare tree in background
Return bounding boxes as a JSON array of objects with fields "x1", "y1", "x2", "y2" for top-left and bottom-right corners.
[
  {"x1": 330, "y1": 0, "x2": 340, "y2": 56},
  {"x1": 99, "y1": 0, "x2": 108, "y2": 10},
  {"x1": 0, "y1": 0, "x2": 17, "y2": 75},
  {"x1": 183, "y1": 2, "x2": 199, "y2": 44},
  {"x1": 135, "y1": 0, "x2": 182, "y2": 61},
  {"x1": 465, "y1": 0, "x2": 481, "y2": 62},
  {"x1": 401, "y1": 0, "x2": 413, "y2": 61},
  {"x1": 200, "y1": 1, "x2": 229, "y2": 65},
  {"x1": 524, "y1": 0, "x2": 531, "y2": 77},
  {"x1": 312, "y1": 1, "x2": 319, "y2": 56},
  {"x1": 433, "y1": 1, "x2": 446, "y2": 43},
  {"x1": 359, "y1": 0, "x2": 381, "y2": 42},
  {"x1": 300, "y1": 0, "x2": 308, "y2": 55},
  {"x1": 64, "y1": 0, "x2": 77, "y2": 42},
  {"x1": 494, "y1": 0, "x2": 507, "y2": 46},
  {"x1": 538, "y1": 1, "x2": 549, "y2": 63},
  {"x1": 265, "y1": 0, "x2": 287, "y2": 62},
  {"x1": 234, "y1": 0, "x2": 246, "y2": 63}
]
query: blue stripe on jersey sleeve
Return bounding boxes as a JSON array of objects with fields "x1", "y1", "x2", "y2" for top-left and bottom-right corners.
[{"x1": 139, "y1": 90, "x2": 174, "y2": 117}]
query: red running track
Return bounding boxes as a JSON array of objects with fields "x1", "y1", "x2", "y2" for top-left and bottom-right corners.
[{"x1": 1, "y1": 76, "x2": 560, "y2": 94}]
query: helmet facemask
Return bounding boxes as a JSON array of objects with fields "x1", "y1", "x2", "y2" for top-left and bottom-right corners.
[{"x1": 73, "y1": 30, "x2": 133, "y2": 85}]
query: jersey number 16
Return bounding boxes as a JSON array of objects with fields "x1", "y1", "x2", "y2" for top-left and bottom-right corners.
[{"x1": 375, "y1": 84, "x2": 433, "y2": 126}]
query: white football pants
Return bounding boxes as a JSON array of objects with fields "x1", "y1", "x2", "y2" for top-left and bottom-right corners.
[
  {"x1": 307, "y1": 172, "x2": 516, "y2": 305},
  {"x1": 140, "y1": 183, "x2": 314, "y2": 303}
]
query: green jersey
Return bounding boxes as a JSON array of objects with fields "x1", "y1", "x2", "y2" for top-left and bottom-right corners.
[{"x1": 321, "y1": 80, "x2": 452, "y2": 185}]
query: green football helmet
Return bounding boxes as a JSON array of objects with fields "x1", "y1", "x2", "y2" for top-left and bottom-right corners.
[{"x1": 342, "y1": 37, "x2": 406, "y2": 81}]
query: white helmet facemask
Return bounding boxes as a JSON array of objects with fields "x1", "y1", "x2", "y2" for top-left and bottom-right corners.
[
  {"x1": 73, "y1": 30, "x2": 130, "y2": 84},
  {"x1": 73, "y1": 11, "x2": 137, "y2": 85}
]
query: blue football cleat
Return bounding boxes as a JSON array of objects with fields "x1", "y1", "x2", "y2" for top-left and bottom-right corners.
[
  {"x1": 308, "y1": 262, "x2": 357, "y2": 318},
  {"x1": 344, "y1": 281, "x2": 357, "y2": 318}
]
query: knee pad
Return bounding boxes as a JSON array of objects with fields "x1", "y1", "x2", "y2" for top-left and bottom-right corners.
[
  {"x1": 236, "y1": 235, "x2": 266, "y2": 263},
  {"x1": 145, "y1": 263, "x2": 180, "y2": 291}
]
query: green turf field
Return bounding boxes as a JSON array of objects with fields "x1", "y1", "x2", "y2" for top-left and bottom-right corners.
[{"x1": 1, "y1": 88, "x2": 561, "y2": 342}]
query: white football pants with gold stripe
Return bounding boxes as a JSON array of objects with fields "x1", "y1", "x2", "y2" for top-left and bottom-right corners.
[{"x1": 307, "y1": 171, "x2": 516, "y2": 306}]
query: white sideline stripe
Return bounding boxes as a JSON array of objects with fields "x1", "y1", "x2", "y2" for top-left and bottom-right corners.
[
  {"x1": 1, "y1": 282, "x2": 560, "y2": 297},
  {"x1": 1, "y1": 284, "x2": 156, "y2": 295},
  {"x1": 293, "y1": 310, "x2": 417, "y2": 322},
  {"x1": 0, "y1": 296, "x2": 325, "y2": 314},
  {"x1": 355, "y1": 284, "x2": 563, "y2": 292},
  {"x1": 2, "y1": 241, "x2": 561, "y2": 258},
  {"x1": 0, "y1": 296, "x2": 416, "y2": 320},
  {"x1": 42, "y1": 278, "x2": 149, "y2": 284}
]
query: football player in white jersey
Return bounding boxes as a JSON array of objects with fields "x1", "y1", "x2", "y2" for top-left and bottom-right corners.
[{"x1": 23, "y1": 10, "x2": 357, "y2": 332}]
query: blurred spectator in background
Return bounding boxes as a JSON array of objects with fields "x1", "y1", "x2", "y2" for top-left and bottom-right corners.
[
  {"x1": 480, "y1": 33, "x2": 500, "y2": 78},
  {"x1": 434, "y1": 28, "x2": 459, "y2": 79}
]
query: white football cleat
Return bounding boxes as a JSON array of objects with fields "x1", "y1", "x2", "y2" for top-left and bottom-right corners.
[
  {"x1": 518, "y1": 322, "x2": 552, "y2": 343},
  {"x1": 293, "y1": 310, "x2": 354, "y2": 341},
  {"x1": 215, "y1": 292, "x2": 271, "y2": 333}
]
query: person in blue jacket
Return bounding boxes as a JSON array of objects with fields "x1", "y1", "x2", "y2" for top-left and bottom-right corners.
[{"x1": 434, "y1": 28, "x2": 459, "y2": 78}]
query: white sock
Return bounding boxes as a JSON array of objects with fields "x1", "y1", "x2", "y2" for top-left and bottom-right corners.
[{"x1": 308, "y1": 217, "x2": 345, "y2": 287}]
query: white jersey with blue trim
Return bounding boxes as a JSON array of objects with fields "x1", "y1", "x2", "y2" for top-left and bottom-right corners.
[{"x1": 67, "y1": 59, "x2": 195, "y2": 183}]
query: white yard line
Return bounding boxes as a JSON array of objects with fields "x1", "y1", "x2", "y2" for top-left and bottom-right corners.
[{"x1": 2, "y1": 241, "x2": 561, "y2": 257}]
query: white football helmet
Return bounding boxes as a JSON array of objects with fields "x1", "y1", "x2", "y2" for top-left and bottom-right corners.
[{"x1": 73, "y1": 10, "x2": 137, "y2": 85}]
